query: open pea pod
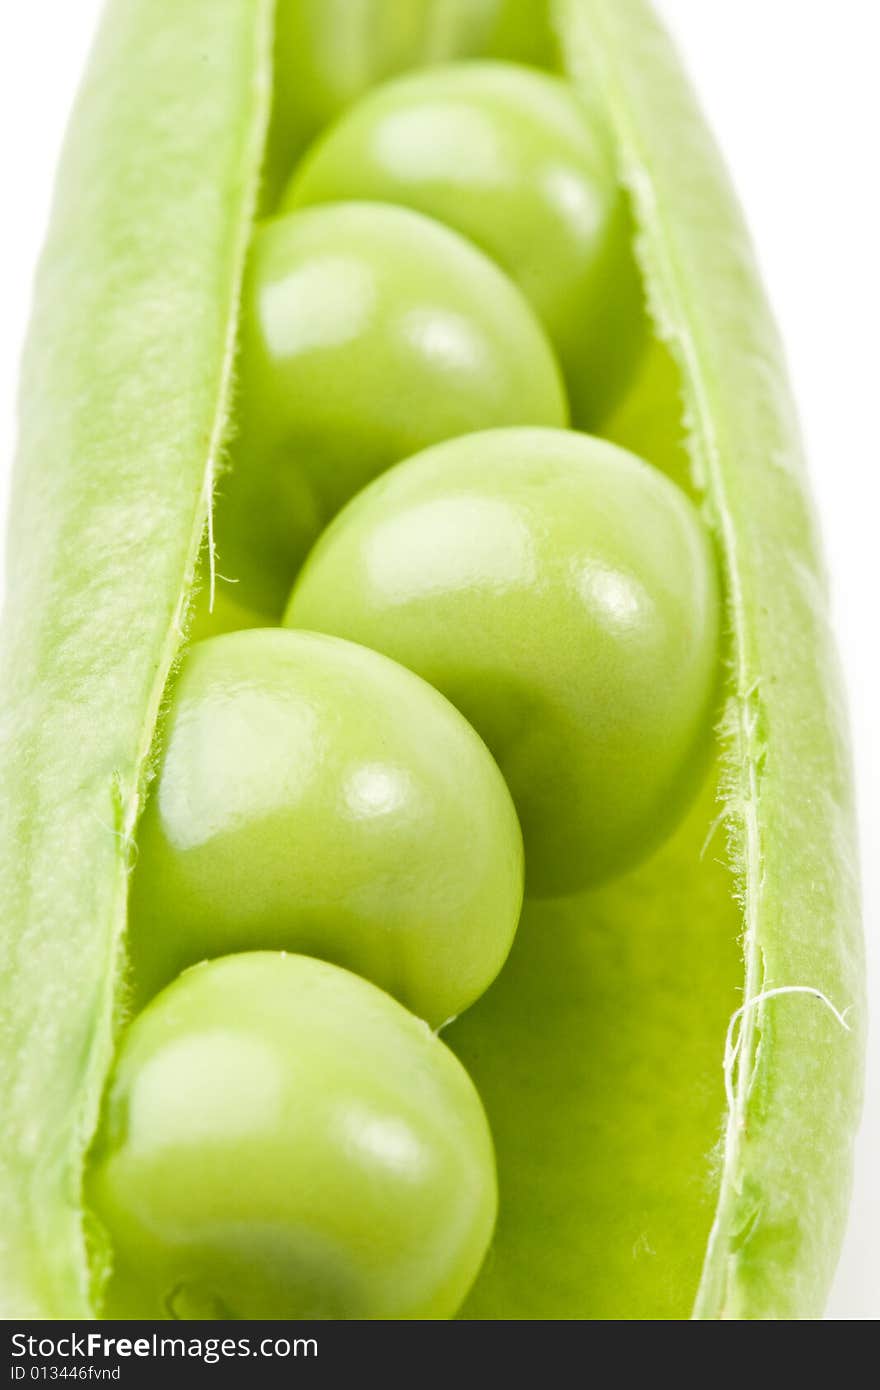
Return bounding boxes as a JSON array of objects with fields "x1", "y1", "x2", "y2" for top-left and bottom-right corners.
[{"x1": 0, "y1": 0, "x2": 863, "y2": 1321}]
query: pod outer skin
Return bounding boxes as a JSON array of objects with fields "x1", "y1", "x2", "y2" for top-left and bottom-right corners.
[
  {"x1": 559, "y1": 0, "x2": 864, "y2": 1320},
  {"x1": 0, "y1": 0, "x2": 275, "y2": 1318}
]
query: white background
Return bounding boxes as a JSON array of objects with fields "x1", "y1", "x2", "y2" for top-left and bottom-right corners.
[{"x1": 0, "y1": 1, "x2": 877, "y2": 1319}]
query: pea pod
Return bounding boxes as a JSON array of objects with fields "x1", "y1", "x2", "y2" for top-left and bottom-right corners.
[
  {"x1": 0, "y1": 0, "x2": 862, "y2": 1321},
  {"x1": 0, "y1": 0, "x2": 274, "y2": 1317},
  {"x1": 552, "y1": 0, "x2": 862, "y2": 1319}
]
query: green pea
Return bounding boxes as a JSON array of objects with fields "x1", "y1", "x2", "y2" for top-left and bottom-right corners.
[
  {"x1": 286, "y1": 428, "x2": 720, "y2": 896},
  {"x1": 129, "y1": 628, "x2": 523, "y2": 1026},
  {"x1": 264, "y1": 1, "x2": 502, "y2": 204},
  {"x1": 285, "y1": 61, "x2": 645, "y2": 426},
  {"x1": 219, "y1": 201, "x2": 567, "y2": 615},
  {"x1": 87, "y1": 953, "x2": 497, "y2": 1319}
]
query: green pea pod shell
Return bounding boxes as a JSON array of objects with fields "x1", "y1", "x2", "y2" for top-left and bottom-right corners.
[
  {"x1": 0, "y1": 0, "x2": 862, "y2": 1319},
  {"x1": 0, "y1": 0, "x2": 273, "y2": 1317}
]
